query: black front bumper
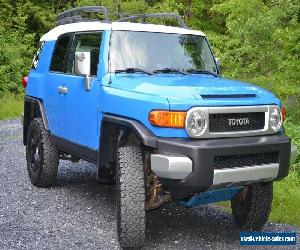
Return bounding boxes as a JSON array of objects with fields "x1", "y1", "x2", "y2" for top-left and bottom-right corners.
[{"x1": 157, "y1": 134, "x2": 291, "y2": 197}]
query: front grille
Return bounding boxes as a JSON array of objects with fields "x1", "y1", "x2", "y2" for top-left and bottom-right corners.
[
  {"x1": 214, "y1": 152, "x2": 279, "y2": 169},
  {"x1": 209, "y1": 112, "x2": 265, "y2": 132}
]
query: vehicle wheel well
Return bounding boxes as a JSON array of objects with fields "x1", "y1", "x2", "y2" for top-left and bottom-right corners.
[
  {"x1": 23, "y1": 99, "x2": 45, "y2": 145},
  {"x1": 97, "y1": 121, "x2": 142, "y2": 179}
]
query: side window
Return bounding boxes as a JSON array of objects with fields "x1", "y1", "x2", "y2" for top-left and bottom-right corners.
[
  {"x1": 32, "y1": 41, "x2": 45, "y2": 69},
  {"x1": 50, "y1": 35, "x2": 71, "y2": 72},
  {"x1": 67, "y1": 32, "x2": 102, "y2": 76}
]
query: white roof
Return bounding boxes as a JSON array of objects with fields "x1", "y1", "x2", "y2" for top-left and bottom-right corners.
[
  {"x1": 40, "y1": 22, "x2": 111, "y2": 41},
  {"x1": 40, "y1": 21, "x2": 206, "y2": 41},
  {"x1": 111, "y1": 22, "x2": 205, "y2": 36}
]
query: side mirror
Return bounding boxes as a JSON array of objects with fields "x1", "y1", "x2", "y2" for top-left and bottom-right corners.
[
  {"x1": 215, "y1": 57, "x2": 221, "y2": 73},
  {"x1": 75, "y1": 52, "x2": 92, "y2": 91}
]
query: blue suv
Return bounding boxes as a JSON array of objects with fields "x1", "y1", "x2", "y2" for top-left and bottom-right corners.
[{"x1": 23, "y1": 6, "x2": 297, "y2": 248}]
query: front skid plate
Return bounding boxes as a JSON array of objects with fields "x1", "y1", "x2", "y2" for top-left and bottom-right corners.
[{"x1": 176, "y1": 186, "x2": 242, "y2": 207}]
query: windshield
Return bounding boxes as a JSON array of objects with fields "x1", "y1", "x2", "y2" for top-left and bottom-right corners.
[{"x1": 110, "y1": 31, "x2": 218, "y2": 74}]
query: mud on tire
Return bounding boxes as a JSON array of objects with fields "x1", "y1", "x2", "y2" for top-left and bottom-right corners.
[
  {"x1": 231, "y1": 182, "x2": 273, "y2": 231},
  {"x1": 26, "y1": 118, "x2": 59, "y2": 187},
  {"x1": 116, "y1": 145, "x2": 145, "y2": 248}
]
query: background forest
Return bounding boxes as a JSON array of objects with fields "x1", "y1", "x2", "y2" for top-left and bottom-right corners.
[{"x1": 0, "y1": 0, "x2": 299, "y2": 225}]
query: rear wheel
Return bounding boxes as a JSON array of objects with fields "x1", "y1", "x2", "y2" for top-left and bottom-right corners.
[
  {"x1": 231, "y1": 182, "x2": 273, "y2": 230},
  {"x1": 116, "y1": 145, "x2": 145, "y2": 248},
  {"x1": 26, "y1": 118, "x2": 59, "y2": 187}
]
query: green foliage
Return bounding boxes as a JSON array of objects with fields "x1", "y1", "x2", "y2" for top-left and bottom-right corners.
[
  {"x1": 0, "y1": 94, "x2": 23, "y2": 120},
  {"x1": 271, "y1": 172, "x2": 300, "y2": 226},
  {"x1": 209, "y1": 0, "x2": 300, "y2": 100},
  {"x1": 1, "y1": 0, "x2": 298, "y2": 102},
  {"x1": 0, "y1": 28, "x2": 35, "y2": 95},
  {"x1": 0, "y1": 0, "x2": 56, "y2": 96}
]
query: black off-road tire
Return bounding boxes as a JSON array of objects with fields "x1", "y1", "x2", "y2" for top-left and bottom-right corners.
[
  {"x1": 116, "y1": 145, "x2": 145, "y2": 248},
  {"x1": 26, "y1": 118, "x2": 59, "y2": 187},
  {"x1": 231, "y1": 182, "x2": 273, "y2": 230}
]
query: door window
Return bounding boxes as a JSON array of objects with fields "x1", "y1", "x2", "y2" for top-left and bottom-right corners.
[
  {"x1": 50, "y1": 35, "x2": 71, "y2": 72},
  {"x1": 67, "y1": 32, "x2": 102, "y2": 76}
]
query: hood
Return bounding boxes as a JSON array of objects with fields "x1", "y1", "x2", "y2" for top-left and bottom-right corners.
[{"x1": 110, "y1": 74, "x2": 280, "y2": 110}]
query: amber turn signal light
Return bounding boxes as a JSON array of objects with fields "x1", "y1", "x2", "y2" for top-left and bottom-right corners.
[{"x1": 149, "y1": 110, "x2": 186, "y2": 128}]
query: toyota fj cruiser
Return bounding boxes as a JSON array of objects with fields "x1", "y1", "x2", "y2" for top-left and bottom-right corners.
[{"x1": 22, "y1": 6, "x2": 297, "y2": 248}]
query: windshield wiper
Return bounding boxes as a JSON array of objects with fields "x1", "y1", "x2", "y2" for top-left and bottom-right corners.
[
  {"x1": 153, "y1": 68, "x2": 187, "y2": 75},
  {"x1": 186, "y1": 68, "x2": 219, "y2": 77},
  {"x1": 115, "y1": 68, "x2": 153, "y2": 75}
]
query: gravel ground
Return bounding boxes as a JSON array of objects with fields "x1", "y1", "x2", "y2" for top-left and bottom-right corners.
[{"x1": 0, "y1": 118, "x2": 299, "y2": 249}]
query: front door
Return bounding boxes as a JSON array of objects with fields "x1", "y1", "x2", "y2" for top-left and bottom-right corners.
[{"x1": 45, "y1": 32, "x2": 103, "y2": 151}]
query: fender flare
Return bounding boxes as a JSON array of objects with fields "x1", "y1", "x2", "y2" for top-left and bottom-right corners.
[
  {"x1": 101, "y1": 114, "x2": 158, "y2": 149},
  {"x1": 23, "y1": 96, "x2": 49, "y2": 145},
  {"x1": 96, "y1": 114, "x2": 157, "y2": 180}
]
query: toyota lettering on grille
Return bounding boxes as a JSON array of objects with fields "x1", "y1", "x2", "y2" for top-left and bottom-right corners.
[{"x1": 228, "y1": 118, "x2": 250, "y2": 126}]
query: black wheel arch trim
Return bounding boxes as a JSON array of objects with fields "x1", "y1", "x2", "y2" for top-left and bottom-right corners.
[
  {"x1": 24, "y1": 96, "x2": 49, "y2": 130},
  {"x1": 24, "y1": 96, "x2": 49, "y2": 145},
  {"x1": 102, "y1": 114, "x2": 158, "y2": 148}
]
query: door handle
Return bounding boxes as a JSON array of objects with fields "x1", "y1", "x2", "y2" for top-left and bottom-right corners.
[{"x1": 58, "y1": 86, "x2": 68, "y2": 94}]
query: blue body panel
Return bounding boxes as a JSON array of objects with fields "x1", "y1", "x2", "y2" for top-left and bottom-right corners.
[
  {"x1": 26, "y1": 30, "x2": 282, "y2": 150},
  {"x1": 44, "y1": 73, "x2": 101, "y2": 149},
  {"x1": 99, "y1": 73, "x2": 281, "y2": 138},
  {"x1": 177, "y1": 187, "x2": 242, "y2": 207},
  {"x1": 106, "y1": 73, "x2": 281, "y2": 108}
]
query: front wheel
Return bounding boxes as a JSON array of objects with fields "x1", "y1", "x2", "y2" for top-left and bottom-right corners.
[
  {"x1": 116, "y1": 145, "x2": 146, "y2": 248},
  {"x1": 231, "y1": 182, "x2": 273, "y2": 230}
]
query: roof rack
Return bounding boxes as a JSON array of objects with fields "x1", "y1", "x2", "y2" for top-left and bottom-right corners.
[
  {"x1": 57, "y1": 6, "x2": 109, "y2": 26},
  {"x1": 117, "y1": 13, "x2": 188, "y2": 28},
  {"x1": 56, "y1": 6, "x2": 188, "y2": 29}
]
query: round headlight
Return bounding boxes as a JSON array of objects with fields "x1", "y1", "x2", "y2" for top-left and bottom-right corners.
[
  {"x1": 269, "y1": 107, "x2": 282, "y2": 132},
  {"x1": 186, "y1": 109, "x2": 207, "y2": 137}
]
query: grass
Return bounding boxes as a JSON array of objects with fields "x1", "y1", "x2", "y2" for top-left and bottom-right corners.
[
  {"x1": 270, "y1": 170, "x2": 300, "y2": 225},
  {"x1": 270, "y1": 117, "x2": 300, "y2": 226},
  {"x1": 0, "y1": 95, "x2": 23, "y2": 120}
]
